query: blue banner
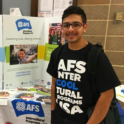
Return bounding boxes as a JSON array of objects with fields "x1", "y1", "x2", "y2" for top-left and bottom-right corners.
[{"x1": 12, "y1": 99, "x2": 45, "y2": 117}]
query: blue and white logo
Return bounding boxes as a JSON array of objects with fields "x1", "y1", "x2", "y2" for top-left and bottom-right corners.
[
  {"x1": 16, "y1": 102, "x2": 26, "y2": 111},
  {"x1": 121, "y1": 89, "x2": 124, "y2": 94},
  {"x1": 47, "y1": 82, "x2": 51, "y2": 85},
  {"x1": 15, "y1": 19, "x2": 32, "y2": 31},
  {"x1": 12, "y1": 99, "x2": 45, "y2": 117}
]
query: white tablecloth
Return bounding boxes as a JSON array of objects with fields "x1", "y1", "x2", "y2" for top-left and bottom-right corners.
[{"x1": 0, "y1": 92, "x2": 51, "y2": 124}]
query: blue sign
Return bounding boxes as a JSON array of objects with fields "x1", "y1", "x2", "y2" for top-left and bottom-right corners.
[
  {"x1": 47, "y1": 82, "x2": 51, "y2": 85},
  {"x1": 15, "y1": 19, "x2": 32, "y2": 31},
  {"x1": 121, "y1": 89, "x2": 124, "y2": 94},
  {"x1": 12, "y1": 99, "x2": 45, "y2": 117}
]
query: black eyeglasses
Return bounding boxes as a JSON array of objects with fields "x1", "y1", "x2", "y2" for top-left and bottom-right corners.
[{"x1": 61, "y1": 22, "x2": 85, "y2": 30}]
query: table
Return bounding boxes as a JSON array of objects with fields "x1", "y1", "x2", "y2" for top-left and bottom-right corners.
[{"x1": 0, "y1": 90, "x2": 51, "y2": 124}]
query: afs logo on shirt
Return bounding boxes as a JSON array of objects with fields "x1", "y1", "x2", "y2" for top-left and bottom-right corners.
[
  {"x1": 15, "y1": 19, "x2": 32, "y2": 31},
  {"x1": 12, "y1": 99, "x2": 45, "y2": 117}
]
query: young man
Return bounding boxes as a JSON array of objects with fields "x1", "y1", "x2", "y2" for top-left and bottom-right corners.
[
  {"x1": 19, "y1": 49, "x2": 37, "y2": 64},
  {"x1": 47, "y1": 6, "x2": 121, "y2": 124}
]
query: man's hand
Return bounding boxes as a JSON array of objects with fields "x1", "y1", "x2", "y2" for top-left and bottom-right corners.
[
  {"x1": 86, "y1": 89, "x2": 114, "y2": 124},
  {"x1": 26, "y1": 53, "x2": 37, "y2": 63},
  {"x1": 34, "y1": 53, "x2": 37, "y2": 58}
]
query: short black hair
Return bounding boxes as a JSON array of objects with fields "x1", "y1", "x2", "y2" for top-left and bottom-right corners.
[
  {"x1": 62, "y1": 6, "x2": 87, "y2": 23},
  {"x1": 19, "y1": 49, "x2": 25, "y2": 53}
]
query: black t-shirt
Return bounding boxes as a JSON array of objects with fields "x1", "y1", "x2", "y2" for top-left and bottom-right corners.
[
  {"x1": 49, "y1": 34, "x2": 53, "y2": 44},
  {"x1": 47, "y1": 43, "x2": 121, "y2": 123}
]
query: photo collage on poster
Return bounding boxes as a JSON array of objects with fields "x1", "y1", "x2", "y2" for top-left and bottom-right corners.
[{"x1": 48, "y1": 23, "x2": 68, "y2": 45}]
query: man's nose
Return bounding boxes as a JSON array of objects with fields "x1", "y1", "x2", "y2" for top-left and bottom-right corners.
[{"x1": 68, "y1": 25, "x2": 74, "y2": 31}]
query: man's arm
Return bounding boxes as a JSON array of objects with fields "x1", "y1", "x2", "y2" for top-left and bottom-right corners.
[
  {"x1": 86, "y1": 89, "x2": 114, "y2": 124},
  {"x1": 26, "y1": 53, "x2": 37, "y2": 63},
  {"x1": 51, "y1": 77, "x2": 56, "y2": 110}
]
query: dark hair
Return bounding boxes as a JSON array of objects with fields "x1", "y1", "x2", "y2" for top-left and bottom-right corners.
[
  {"x1": 62, "y1": 6, "x2": 87, "y2": 23},
  {"x1": 57, "y1": 30, "x2": 62, "y2": 37},
  {"x1": 19, "y1": 49, "x2": 25, "y2": 53}
]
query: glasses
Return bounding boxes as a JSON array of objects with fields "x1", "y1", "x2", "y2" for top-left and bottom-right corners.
[{"x1": 61, "y1": 22, "x2": 85, "y2": 30}]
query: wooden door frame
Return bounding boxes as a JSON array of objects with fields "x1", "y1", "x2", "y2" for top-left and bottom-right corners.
[
  {"x1": 30, "y1": 0, "x2": 78, "y2": 17},
  {"x1": 30, "y1": 0, "x2": 38, "y2": 17},
  {"x1": 73, "y1": 0, "x2": 78, "y2": 6},
  {"x1": 0, "y1": 0, "x2": 2, "y2": 14}
]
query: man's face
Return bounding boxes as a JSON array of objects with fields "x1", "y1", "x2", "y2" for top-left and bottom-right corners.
[
  {"x1": 62, "y1": 14, "x2": 87, "y2": 43},
  {"x1": 19, "y1": 51, "x2": 25, "y2": 60},
  {"x1": 55, "y1": 29, "x2": 57, "y2": 32}
]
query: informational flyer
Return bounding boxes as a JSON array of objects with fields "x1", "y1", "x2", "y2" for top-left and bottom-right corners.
[
  {"x1": 38, "y1": 0, "x2": 53, "y2": 17},
  {"x1": 3, "y1": 15, "x2": 45, "y2": 89},
  {"x1": 38, "y1": 0, "x2": 53, "y2": 11},
  {"x1": 0, "y1": 15, "x2": 3, "y2": 89},
  {"x1": 54, "y1": 0, "x2": 73, "y2": 10},
  {"x1": 53, "y1": 0, "x2": 73, "y2": 17}
]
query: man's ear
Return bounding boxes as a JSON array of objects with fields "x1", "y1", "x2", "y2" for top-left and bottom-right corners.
[{"x1": 83, "y1": 24, "x2": 88, "y2": 33}]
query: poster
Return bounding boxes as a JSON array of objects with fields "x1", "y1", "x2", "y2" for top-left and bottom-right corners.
[
  {"x1": 1, "y1": 15, "x2": 63, "y2": 89},
  {"x1": 41, "y1": 17, "x2": 62, "y2": 87},
  {"x1": 0, "y1": 15, "x2": 3, "y2": 89},
  {"x1": 3, "y1": 15, "x2": 45, "y2": 89}
]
